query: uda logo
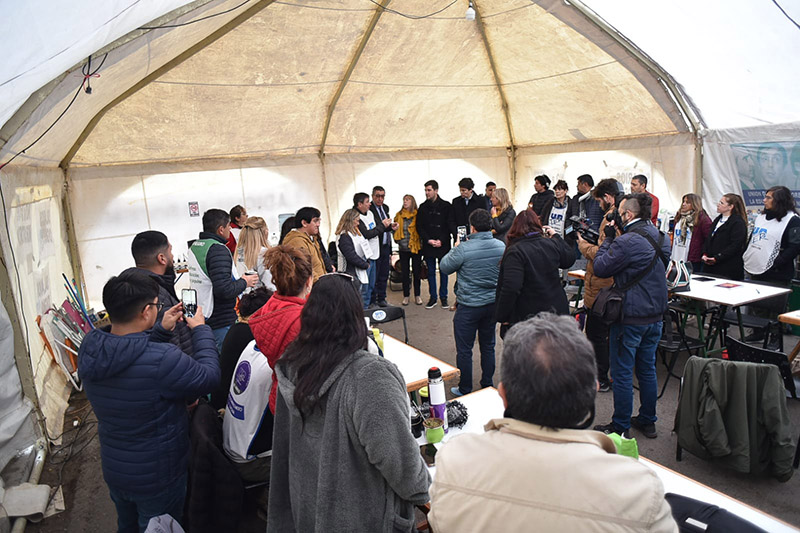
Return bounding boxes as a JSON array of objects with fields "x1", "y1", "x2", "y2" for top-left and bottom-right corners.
[
  {"x1": 233, "y1": 360, "x2": 251, "y2": 394},
  {"x1": 751, "y1": 227, "x2": 767, "y2": 243},
  {"x1": 372, "y1": 310, "x2": 387, "y2": 321}
]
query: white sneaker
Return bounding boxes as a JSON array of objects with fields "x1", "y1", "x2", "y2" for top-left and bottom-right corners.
[
  {"x1": 402, "y1": 297, "x2": 409, "y2": 306},
  {"x1": 415, "y1": 296, "x2": 423, "y2": 305}
]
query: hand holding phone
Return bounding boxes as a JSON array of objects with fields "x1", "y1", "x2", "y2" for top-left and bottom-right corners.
[
  {"x1": 182, "y1": 289, "x2": 198, "y2": 318},
  {"x1": 185, "y1": 307, "x2": 205, "y2": 329}
]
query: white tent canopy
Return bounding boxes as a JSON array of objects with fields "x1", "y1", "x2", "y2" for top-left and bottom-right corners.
[{"x1": 0, "y1": 0, "x2": 798, "y2": 460}]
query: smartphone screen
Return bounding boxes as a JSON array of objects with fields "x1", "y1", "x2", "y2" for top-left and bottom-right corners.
[
  {"x1": 457, "y1": 226, "x2": 467, "y2": 240},
  {"x1": 181, "y1": 289, "x2": 197, "y2": 317},
  {"x1": 420, "y1": 443, "x2": 437, "y2": 467}
]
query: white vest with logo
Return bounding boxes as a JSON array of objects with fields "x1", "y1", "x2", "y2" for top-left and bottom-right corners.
[
  {"x1": 744, "y1": 212, "x2": 796, "y2": 275},
  {"x1": 359, "y1": 210, "x2": 381, "y2": 260},
  {"x1": 187, "y1": 238, "x2": 239, "y2": 318},
  {"x1": 222, "y1": 340, "x2": 273, "y2": 463}
]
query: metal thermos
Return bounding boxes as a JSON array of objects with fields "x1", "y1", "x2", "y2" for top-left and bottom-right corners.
[
  {"x1": 410, "y1": 406, "x2": 423, "y2": 438},
  {"x1": 427, "y1": 367, "x2": 448, "y2": 433}
]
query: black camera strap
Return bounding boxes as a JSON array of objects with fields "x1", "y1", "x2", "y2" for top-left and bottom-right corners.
[{"x1": 615, "y1": 229, "x2": 665, "y2": 292}]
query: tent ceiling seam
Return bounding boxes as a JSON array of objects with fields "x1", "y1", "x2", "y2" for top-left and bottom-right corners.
[
  {"x1": 318, "y1": 0, "x2": 390, "y2": 156},
  {"x1": 473, "y1": 0, "x2": 517, "y2": 188},
  {"x1": 59, "y1": 0, "x2": 277, "y2": 170},
  {"x1": 564, "y1": 0, "x2": 704, "y2": 133}
]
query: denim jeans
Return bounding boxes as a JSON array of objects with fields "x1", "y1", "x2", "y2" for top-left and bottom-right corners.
[
  {"x1": 109, "y1": 472, "x2": 187, "y2": 533},
  {"x1": 453, "y1": 303, "x2": 496, "y2": 393},
  {"x1": 212, "y1": 325, "x2": 230, "y2": 352},
  {"x1": 609, "y1": 321, "x2": 662, "y2": 430},
  {"x1": 361, "y1": 260, "x2": 376, "y2": 308},
  {"x1": 424, "y1": 256, "x2": 449, "y2": 300}
]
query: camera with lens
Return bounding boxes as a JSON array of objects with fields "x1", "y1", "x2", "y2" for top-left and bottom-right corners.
[{"x1": 565, "y1": 216, "x2": 600, "y2": 245}]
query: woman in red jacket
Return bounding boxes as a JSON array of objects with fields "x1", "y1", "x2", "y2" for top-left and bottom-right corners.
[{"x1": 249, "y1": 245, "x2": 313, "y2": 414}]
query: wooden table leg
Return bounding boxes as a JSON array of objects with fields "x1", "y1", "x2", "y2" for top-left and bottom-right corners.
[{"x1": 788, "y1": 340, "x2": 800, "y2": 363}]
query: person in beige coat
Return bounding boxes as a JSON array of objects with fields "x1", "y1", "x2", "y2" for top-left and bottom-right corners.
[
  {"x1": 282, "y1": 206, "x2": 327, "y2": 283},
  {"x1": 429, "y1": 313, "x2": 677, "y2": 533},
  {"x1": 577, "y1": 178, "x2": 622, "y2": 392}
]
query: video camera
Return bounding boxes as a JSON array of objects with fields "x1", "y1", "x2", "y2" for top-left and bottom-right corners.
[{"x1": 566, "y1": 216, "x2": 600, "y2": 245}]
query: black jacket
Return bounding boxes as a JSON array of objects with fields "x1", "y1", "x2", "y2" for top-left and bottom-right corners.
[
  {"x1": 198, "y1": 232, "x2": 248, "y2": 330},
  {"x1": 122, "y1": 267, "x2": 194, "y2": 355},
  {"x1": 450, "y1": 194, "x2": 486, "y2": 236},
  {"x1": 491, "y1": 208, "x2": 516, "y2": 242},
  {"x1": 529, "y1": 189, "x2": 555, "y2": 218},
  {"x1": 185, "y1": 402, "x2": 244, "y2": 533},
  {"x1": 369, "y1": 203, "x2": 393, "y2": 255},
  {"x1": 495, "y1": 234, "x2": 574, "y2": 325},
  {"x1": 337, "y1": 233, "x2": 370, "y2": 277},
  {"x1": 703, "y1": 214, "x2": 747, "y2": 280},
  {"x1": 417, "y1": 196, "x2": 453, "y2": 259},
  {"x1": 210, "y1": 322, "x2": 254, "y2": 410}
]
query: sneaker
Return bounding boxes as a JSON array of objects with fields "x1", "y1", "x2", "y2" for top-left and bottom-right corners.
[
  {"x1": 449, "y1": 302, "x2": 457, "y2": 311},
  {"x1": 425, "y1": 298, "x2": 438, "y2": 309},
  {"x1": 631, "y1": 416, "x2": 657, "y2": 439},
  {"x1": 440, "y1": 297, "x2": 449, "y2": 308},
  {"x1": 402, "y1": 297, "x2": 409, "y2": 306},
  {"x1": 415, "y1": 296, "x2": 423, "y2": 305},
  {"x1": 598, "y1": 380, "x2": 611, "y2": 393},
  {"x1": 450, "y1": 387, "x2": 465, "y2": 397},
  {"x1": 367, "y1": 302, "x2": 379, "y2": 310},
  {"x1": 593, "y1": 422, "x2": 630, "y2": 439},
  {"x1": 376, "y1": 300, "x2": 389, "y2": 308}
]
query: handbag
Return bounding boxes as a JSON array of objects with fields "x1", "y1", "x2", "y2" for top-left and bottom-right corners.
[
  {"x1": 666, "y1": 260, "x2": 691, "y2": 292},
  {"x1": 591, "y1": 229, "x2": 666, "y2": 326},
  {"x1": 420, "y1": 259, "x2": 429, "y2": 279}
]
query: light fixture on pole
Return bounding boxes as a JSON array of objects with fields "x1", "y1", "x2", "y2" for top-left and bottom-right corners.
[{"x1": 465, "y1": 0, "x2": 475, "y2": 20}]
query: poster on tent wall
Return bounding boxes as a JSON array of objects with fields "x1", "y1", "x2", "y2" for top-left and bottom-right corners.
[{"x1": 731, "y1": 141, "x2": 800, "y2": 207}]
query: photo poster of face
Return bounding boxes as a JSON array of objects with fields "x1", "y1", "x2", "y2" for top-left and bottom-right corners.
[{"x1": 731, "y1": 141, "x2": 800, "y2": 207}]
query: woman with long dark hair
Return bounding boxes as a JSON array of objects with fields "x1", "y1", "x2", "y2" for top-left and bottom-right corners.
[
  {"x1": 701, "y1": 193, "x2": 748, "y2": 280},
  {"x1": 495, "y1": 209, "x2": 574, "y2": 338},
  {"x1": 267, "y1": 274, "x2": 430, "y2": 532}
]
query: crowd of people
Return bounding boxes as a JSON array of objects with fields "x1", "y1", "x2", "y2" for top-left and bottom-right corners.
[{"x1": 75, "y1": 176, "x2": 799, "y2": 532}]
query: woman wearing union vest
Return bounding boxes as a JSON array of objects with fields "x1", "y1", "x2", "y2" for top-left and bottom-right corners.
[{"x1": 743, "y1": 185, "x2": 800, "y2": 286}]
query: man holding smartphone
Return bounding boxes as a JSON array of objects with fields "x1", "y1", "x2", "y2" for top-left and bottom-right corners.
[
  {"x1": 127, "y1": 230, "x2": 194, "y2": 355},
  {"x1": 189, "y1": 209, "x2": 258, "y2": 350}
]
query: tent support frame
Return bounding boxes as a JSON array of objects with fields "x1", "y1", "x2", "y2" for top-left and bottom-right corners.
[
  {"x1": 60, "y1": 0, "x2": 277, "y2": 170},
  {"x1": 474, "y1": 0, "x2": 517, "y2": 194},
  {"x1": 318, "y1": 0, "x2": 390, "y2": 155}
]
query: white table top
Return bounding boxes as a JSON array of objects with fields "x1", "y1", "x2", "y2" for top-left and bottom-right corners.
[
  {"x1": 568, "y1": 269, "x2": 586, "y2": 279},
  {"x1": 422, "y1": 387, "x2": 798, "y2": 531},
  {"x1": 779, "y1": 309, "x2": 800, "y2": 326},
  {"x1": 676, "y1": 275, "x2": 790, "y2": 307},
  {"x1": 382, "y1": 335, "x2": 459, "y2": 392}
]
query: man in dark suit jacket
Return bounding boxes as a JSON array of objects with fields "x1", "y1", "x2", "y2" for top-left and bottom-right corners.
[
  {"x1": 450, "y1": 177, "x2": 486, "y2": 238},
  {"x1": 369, "y1": 185, "x2": 395, "y2": 307},
  {"x1": 417, "y1": 180, "x2": 453, "y2": 309}
]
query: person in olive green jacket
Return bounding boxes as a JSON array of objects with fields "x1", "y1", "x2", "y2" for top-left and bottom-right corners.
[{"x1": 675, "y1": 356, "x2": 795, "y2": 482}]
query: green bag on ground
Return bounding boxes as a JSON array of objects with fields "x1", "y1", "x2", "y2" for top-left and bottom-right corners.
[{"x1": 607, "y1": 433, "x2": 639, "y2": 459}]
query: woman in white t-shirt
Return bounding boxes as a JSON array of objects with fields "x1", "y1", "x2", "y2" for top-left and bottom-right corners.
[{"x1": 236, "y1": 216, "x2": 277, "y2": 291}]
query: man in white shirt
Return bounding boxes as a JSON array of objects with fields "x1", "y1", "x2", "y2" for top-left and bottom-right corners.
[{"x1": 354, "y1": 192, "x2": 392, "y2": 309}]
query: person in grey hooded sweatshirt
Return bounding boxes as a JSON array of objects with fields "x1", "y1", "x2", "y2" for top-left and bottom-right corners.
[{"x1": 268, "y1": 273, "x2": 430, "y2": 532}]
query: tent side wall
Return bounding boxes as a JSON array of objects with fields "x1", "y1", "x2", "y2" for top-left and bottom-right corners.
[
  {"x1": 67, "y1": 138, "x2": 695, "y2": 310},
  {"x1": 0, "y1": 166, "x2": 76, "y2": 441}
]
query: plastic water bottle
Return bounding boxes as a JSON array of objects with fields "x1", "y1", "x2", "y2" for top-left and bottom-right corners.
[{"x1": 427, "y1": 367, "x2": 448, "y2": 433}]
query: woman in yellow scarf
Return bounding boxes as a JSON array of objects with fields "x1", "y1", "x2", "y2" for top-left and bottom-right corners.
[{"x1": 394, "y1": 195, "x2": 423, "y2": 305}]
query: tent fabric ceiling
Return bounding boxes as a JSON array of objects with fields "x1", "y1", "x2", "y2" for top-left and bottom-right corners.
[{"x1": 2, "y1": 0, "x2": 691, "y2": 169}]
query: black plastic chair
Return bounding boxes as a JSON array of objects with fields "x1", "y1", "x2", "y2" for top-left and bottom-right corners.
[
  {"x1": 364, "y1": 305, "x2": 408, "y2": 344},
  {"x1": 725, "y1": 335, "x2": 797, "y2": 399},
  {"x1": 656, "y1": 308, "x2": 705, "y2": 398}
]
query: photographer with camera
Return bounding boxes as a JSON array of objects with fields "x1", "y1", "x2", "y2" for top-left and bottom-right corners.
[{"x1": 577, "y1": 179, "x2": 623, "y2": 392}]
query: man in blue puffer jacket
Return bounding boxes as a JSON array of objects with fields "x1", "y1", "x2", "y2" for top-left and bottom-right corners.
[
  {"x1": 441, "y1": 209, "x2": 506, "y2": 396},
  {"x1": 591, "y1": 193, "x2": 670, "y2": 440},
  {"x1": 78, "y1": 270, "x2": 220, "y2": 532}
]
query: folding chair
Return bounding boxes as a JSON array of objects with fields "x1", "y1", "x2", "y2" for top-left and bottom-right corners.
[
  {"x1": 364, "y1": 305, "x2": 409, "y2": 344},
  {"x1": 720, "y1": 287, "x2": 790, "y2": 351},
  {"x1": 656, "y1": 308, "x2": 704, "y2": 399},
  {"x1": 725, "y1": 335, "x2": 797, "y2": 399}
]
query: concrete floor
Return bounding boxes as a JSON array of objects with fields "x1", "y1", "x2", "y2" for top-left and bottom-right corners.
[{"x1": 28, "y1": 276, "x2": 800, "y2": 532}]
